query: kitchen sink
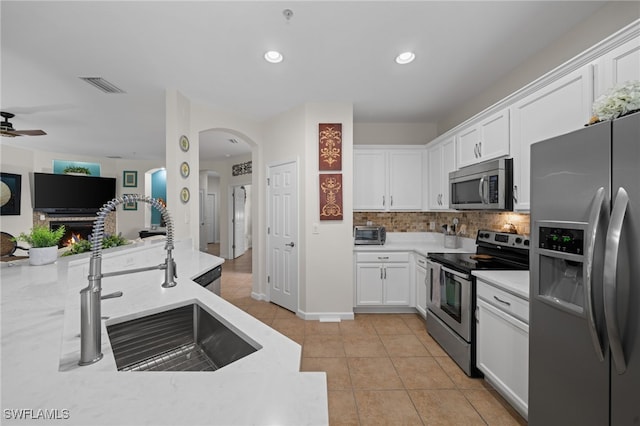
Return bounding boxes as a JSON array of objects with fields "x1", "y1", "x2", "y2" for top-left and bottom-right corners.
[{"x1": 106, "y1": 303, "x2": 260, "y2": 372}]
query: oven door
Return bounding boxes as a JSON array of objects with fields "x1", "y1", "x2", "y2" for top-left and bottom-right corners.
[{"x1": 427, "y1": 261, "x2": 472, "y2": 342}]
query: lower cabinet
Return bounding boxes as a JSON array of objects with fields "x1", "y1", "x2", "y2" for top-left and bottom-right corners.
[
  {"x1": 415, "y1": 255, "x2": 427, "y2": 317},
  {"x1": 355, "y1": 252, "x2": 410, "y2": 307},
  {"x1": 476, "y1": 279, "x2": 529, "y2": 419}
]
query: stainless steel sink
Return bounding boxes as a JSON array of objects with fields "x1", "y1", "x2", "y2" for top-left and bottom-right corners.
[{"x1": 106, "y1": 303, "x2": 260, "y2": 372}]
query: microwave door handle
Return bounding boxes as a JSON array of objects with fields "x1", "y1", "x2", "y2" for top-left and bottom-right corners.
[
  {"x1": 478, "y1": 176, "x2": 486, "y2": 204},
  {"x1": 585, "y1": 187, "x2": 606, "y2": 362},
  {"x1": 604, "y1": 187, "x2": 629, "y2": 374}
]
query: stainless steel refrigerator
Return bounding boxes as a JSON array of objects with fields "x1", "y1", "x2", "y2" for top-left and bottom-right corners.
[{"x1": 529, "y1": 112, "x2": 639, "y2": 425}]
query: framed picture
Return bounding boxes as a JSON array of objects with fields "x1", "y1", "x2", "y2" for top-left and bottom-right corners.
[
  {"x1": 0, "y1": 172, "x2": 22, "y2": 216},
  {"x1": 53, "y1": 160, "x2": 101, "y2": 176},
  {"x1": 122, "y1": 194, "x2": 137, "y2": 211},
  {"x1": 123, "y1": 170, "x2": 138, "y2": 187}
]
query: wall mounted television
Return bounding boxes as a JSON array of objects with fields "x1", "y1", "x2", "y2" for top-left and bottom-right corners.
[{"x1": 32, "y1": 172, "x2": 116, "y2": 216}]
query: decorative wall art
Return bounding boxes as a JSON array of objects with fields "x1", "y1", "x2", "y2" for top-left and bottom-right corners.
[
  {"x1": 53, "y1": 160, "x2": 101, "y2": 176},
  {"x1": 232, "y1": 161, "x2": 252, "y2": 176},
  {"x1": 319, "y1": 174, "x2": 343, "y2": 221},
  {"x1": 122, "y1": 194, "x2": 137, "y2": 211},
  {"x1": 122, "y1": 170, "x2": 138, "y2": 187},
  {"x1": 318, "y1": 123, "x2": 342, "y2": 171},
  {"x1": 0, "y1": 172, "x2": 21, "y2": 216},
  {"x1": 180, "y1": 162, "x2": 190, "y2": 178},
  {"x1": 180, "y1": 187, "x2": 190, "y2": 204},
  {"x1": 179, "y1": 135, "x2": 190, "y2": 152}
]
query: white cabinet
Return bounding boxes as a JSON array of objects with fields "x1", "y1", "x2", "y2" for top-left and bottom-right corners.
[
  {"x1": 415, "y1": 254, "x2": 427, "y2": 317},
  {"x1": 476, "y1": 279, "x2": 529, "y2": 420},
  {"x1": 594, "y1": 36, "x2": 640, "y2": 98},
  {"x1": 510, "y1": 65, "x2": 593, "y2": 211},
  {"x1": 353, "y1": 147, "x2": 423, "y2": 211},
  {"x1": 457, "y1": 108, "x2": 510, "y2": 169},
  {"x1": 426, "y1": 136, "x2": 456, "y2": 210},
  {"x1": 355, "y1": 252, "x2": 411, "y2": 307}
]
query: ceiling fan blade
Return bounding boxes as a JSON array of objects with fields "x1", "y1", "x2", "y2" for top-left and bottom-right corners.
[{"x1": 13, "y1": 129, "x2": 47, "y2": 136}]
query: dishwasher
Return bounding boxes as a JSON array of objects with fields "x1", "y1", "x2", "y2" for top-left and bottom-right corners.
[
  {"x1": 192, "y1": 265, "x2": 222, "y2": 296},
  {"x1": 475, "y1": 278, "x2": 529, "y2": 420}
]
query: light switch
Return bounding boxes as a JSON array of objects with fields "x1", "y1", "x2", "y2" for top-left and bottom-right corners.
[{"x1": 429, "y1": 221, "x2": 436, "y2": 230}]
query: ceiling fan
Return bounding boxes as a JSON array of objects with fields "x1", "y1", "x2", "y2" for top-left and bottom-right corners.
[{"x1": 1, "y1": 111, "x2": 47, "y2": 137}]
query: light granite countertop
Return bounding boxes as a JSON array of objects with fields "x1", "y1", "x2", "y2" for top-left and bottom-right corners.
[
  {"x1": 353, "y1": 232, "x2": 477, "y2": 257},
  {"x1": 1, "y1": 239, "x2": 327, "y2": 425}
]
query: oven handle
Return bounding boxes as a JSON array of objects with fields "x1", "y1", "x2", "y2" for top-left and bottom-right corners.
[{"x1": 440, "y1": 265, "x2": 471, "y2": 281}]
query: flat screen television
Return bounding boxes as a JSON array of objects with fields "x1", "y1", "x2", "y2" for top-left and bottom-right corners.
[{"x1": 32, "y1": 172, "x2": 116, "y2": 216}]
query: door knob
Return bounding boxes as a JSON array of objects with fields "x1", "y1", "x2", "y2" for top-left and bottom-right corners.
[{"x1": 286, "y1": 242, "x2": 295, "y2": 247}]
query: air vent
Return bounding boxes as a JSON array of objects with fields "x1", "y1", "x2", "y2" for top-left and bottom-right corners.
[
  {"x1": 79, "y1": 77, "x2": 126, "y2": 94},
  {"x1": 229, "y1": 138, "x2": 239, "y2": 144}
]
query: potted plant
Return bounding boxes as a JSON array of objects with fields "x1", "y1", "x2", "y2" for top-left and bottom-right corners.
[
  {"x1": 63, "y1": 166, "x2": 91, "y2": 175},
  {"x1": 13, "y1": 225, "x2": 65, "y2": 265}
]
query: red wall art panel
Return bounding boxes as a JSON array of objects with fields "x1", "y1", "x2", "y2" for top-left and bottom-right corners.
[
  {"x1": 318, "y1": 123, "x2": 342, "y2": 171},
  {"x1": 319, "y1": 174, "x2": 343, "y2": 221}
]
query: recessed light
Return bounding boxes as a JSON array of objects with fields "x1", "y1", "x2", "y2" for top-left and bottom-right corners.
[
  {"x1": 264, "y1": 50, "x2": 284, "y2": 64},
  {"x1": 395, "y1": 51, "x2": 415, "y2": 65}
]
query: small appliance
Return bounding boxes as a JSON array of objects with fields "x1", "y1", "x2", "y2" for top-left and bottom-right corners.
[{"x1": 353, "y1": 225, "x2": 386, "y2": 245}]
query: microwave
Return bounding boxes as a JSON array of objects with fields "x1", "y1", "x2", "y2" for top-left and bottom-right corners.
[
  {"x1": 449, "y1": 157, "x2": 513, "y2": 210},
  {"x1": 354, "y1": 226, "x2": 386, "y2": 245}
]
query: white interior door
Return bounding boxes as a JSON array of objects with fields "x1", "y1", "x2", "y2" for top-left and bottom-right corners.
[
  {"x1": 232, "y1": 186, "x2": 246, "y2": 258},
  {"x1": 198, "y1": 189, "x2": 206, "y2": 252},
  {"x1": 205, "y1": 193, "x2": 215, "y2": 243},
  {"x1": 268, "y1": 161, "x2": 298, "y2": 312}
]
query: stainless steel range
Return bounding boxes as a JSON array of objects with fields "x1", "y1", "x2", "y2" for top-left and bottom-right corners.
[{"x1": 426, "y1": 230, "x2": 530, "y2": 376}]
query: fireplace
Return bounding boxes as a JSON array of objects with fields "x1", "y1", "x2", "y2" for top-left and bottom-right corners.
[{"x1": 50, "y1": 221, "x2": 94, "y2": 248}]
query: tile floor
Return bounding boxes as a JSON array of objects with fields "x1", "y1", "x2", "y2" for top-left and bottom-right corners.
[{"x1": 211, "y1": 245, "x2": 527, "y2": 425}]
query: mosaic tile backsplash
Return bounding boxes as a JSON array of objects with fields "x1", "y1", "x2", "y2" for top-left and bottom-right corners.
[{"x1": 354, "y1": 211, "x2": 531, "y2": 238}]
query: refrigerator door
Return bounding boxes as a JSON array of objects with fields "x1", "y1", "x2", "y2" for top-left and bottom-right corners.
[
  {"x1": 529, "y1": 121, "x2": 611, "y2": 426},
  {"x1": 609, "y1": 112, "x2": 640, "y2": 425}
]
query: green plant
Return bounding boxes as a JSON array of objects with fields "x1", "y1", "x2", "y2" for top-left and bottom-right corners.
[
  {"x1": 63, "y1": 166, "x2": 91, "y2": 175},
  {"x1": 14, "y1": 225, "x2": 65, "y2": 248},
  {"x1": 61, "y1": 233, "x2": 130, "y2": 257}
]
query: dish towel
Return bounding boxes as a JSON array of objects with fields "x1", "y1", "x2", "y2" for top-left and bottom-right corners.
[{"x1": 432, "y1": 262, "x2": 441, "y2": 309}]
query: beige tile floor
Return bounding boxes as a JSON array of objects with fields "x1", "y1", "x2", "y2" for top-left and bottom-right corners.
[{"x1": 212, "y1": 245, "x2": 527, "y2": 425}]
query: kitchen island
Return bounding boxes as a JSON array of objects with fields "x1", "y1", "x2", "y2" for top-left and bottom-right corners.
[{"x1": 1, "y1": 239, "x2": 327, "y2": 425}]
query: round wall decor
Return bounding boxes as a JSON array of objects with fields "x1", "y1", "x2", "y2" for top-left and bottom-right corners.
[
  {"x1": 179, "y1": 135, "x2": 190, "y2": 152},
  {"x1": 180, "y1": 161, "x2": 190, "y2": 178},
  {"x1": 180, "y1": 187, "x2": 190, "y2": 203}
]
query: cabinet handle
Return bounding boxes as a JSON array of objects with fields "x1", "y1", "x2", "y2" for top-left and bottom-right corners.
[
  {"x1": 478, "y1": 141, "x2": 482, "y2": 157},
  {"x1": 513, "y1": 185, "x2": 518, "y2": 203},
  {"x1": 473, "y1": 144, "x2": 478, "y2": 158},
  {"x1": 493, "y1": 295, "x2": 511, "y2": 306},
  {"x1": 378, "y1": 256, "x2": 389, "y2": 260},
  {"x1": 380, "y1": 267, "x2": 383, "y2": 280},
  {"x1": 384, "y1": 267, "x2": 387, "y2": 280},
  {"x1": 390, "y1": 195, "x2": 393, "y2": 206},
  {"x1": 382, "y1": 195, "x2": 385, "y2": 207}
]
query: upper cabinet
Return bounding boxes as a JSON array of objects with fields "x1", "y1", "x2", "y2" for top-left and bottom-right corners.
[
  {"x1": 426, "y1": 136, "x2": 456, "y2": 210},
  {"x1": 594, "y1": 36, "x2": 640, "y2": 98},
  {"x1": 510, "y1": 66, "x2": 594, "y2": 211},
  {"x1": 457, "y1": 108, "x2": 510, "y2": 169},
  {"x1": 354, "y1": 147, "x2": 423, "y2": 211}
]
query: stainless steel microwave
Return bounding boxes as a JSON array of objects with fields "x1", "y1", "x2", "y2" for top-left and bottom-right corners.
[
  {"x1": 354, "y1": 226, "x2": 386, "y2": 245},
  {"x1": 449, "y1": 157, "x2": 513, "y2": 210}
]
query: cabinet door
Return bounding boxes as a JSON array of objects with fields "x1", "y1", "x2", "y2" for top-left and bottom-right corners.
[
  {"x1": 356, "y1": 263, "x2": 384, "y2": 305},
  {"x1": 353, "y1": 150, "x2": 386, "y2": 210},
  {"x1": 476, "y1": 298, "x2": 529, "y2": 418},
  {"x1": 457, "y1": 126, "x2": 481, "y2": 168},
  {"x1": 440, "y1": 137, "x2": 456, "y2": 209},
  {"x1": 595, "y1": 36, "x2": 640, "y2": 98},
  {"x1": 388, "y1": 151, "x2": 422, "y2": 210},
  {"x1": 383, "y1": 263, "x2": 411, "y2": 305},
  {"x1": 415, "y1": 264, "x2": 427, "y2": 317},
  {"x1": 427, "y1": 143, "x2": 443, "y2": 210},
  {"x1": 478, "y1": 109, "x2": 510, "y2": 162},
  {"x1": 510, "y1": 65, "x2": 593, "y2": 211}
]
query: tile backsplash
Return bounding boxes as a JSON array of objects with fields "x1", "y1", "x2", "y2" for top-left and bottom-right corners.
[{"x1": 353, "y1": 211, "x2": 531, "y2": 238}]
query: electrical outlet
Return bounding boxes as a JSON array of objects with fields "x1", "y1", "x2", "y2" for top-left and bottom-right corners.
[{"x1": 429, "y1": 221, "x2": 436, "y2": 230}]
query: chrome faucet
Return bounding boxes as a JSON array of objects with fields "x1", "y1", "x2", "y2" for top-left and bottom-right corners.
[{"x1": 79, "y1": 195, "x2": 177, "y2": 366}]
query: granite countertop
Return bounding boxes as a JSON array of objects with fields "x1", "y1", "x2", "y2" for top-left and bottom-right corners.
[
  {"x1": 472, "y1": 270, "x2": 530, "y2": 300},
  {"x1": 1, "y1": 239, "x2": 327, "y2": 425}
]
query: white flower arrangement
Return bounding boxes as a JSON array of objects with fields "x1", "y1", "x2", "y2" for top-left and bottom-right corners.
[{"x1": 592, "y1": 80, "x2": 640, "y2": 122}]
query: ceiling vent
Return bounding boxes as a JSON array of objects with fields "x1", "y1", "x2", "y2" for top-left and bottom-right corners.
[{"x1": 79, "y1": 77, "x2": 126, "y2": 94}]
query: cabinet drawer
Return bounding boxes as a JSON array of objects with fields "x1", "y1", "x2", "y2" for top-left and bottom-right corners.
[
  {"x1": 477, "y1": 280, "x2": 529, "y2": 324},
  {"x1": 356, "y1": 252, "x2": 409, "y2": 263}
]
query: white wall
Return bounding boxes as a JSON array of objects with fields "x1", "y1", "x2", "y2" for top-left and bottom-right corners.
[
  {"x1": 354, "y1": 122, "x2": 437, "y2": 145},
  {"x1": 0, "y1": 145, "x2": 36, "y2": 237}
]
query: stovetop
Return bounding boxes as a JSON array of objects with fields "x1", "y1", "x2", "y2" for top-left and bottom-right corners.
[{"x1": 428, "y1": 230, "x2": 530, "y2": 274}]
